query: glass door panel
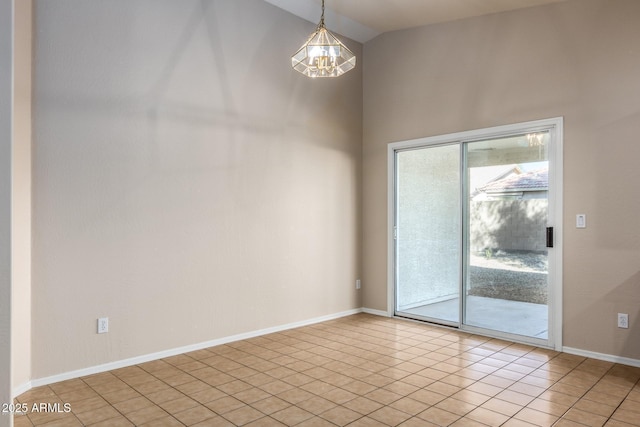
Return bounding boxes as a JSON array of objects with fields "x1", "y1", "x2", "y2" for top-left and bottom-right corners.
[
  {"x1": 395, "y1": 144, "x2": 460, "y2": 324},
  {"x1": 464, "y1": 132, "x2": 549, "y2": 339}
]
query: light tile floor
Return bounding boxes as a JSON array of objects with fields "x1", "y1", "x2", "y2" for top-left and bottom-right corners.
[{"x1": 13, "y1": 314, "x2": 640, "y2": 426}]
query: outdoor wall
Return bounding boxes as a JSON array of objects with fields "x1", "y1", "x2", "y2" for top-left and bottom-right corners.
[
  {"x1": 363, "y1": 0, "x2": 640, "y2": 360},
  {"x1": 32, "y1": 0, "x2": 362, "y2": 379},
  {"x1": 396, "y1": 145, "x2": 460, "y2": 309},
  {"x1": 470, "y1": 200, "x2": 548, "y2": 253}
]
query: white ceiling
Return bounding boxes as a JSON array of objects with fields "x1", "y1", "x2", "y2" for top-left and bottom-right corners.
[{"x1": 265, "y1": 0, "x2": 569, "y2": 43}]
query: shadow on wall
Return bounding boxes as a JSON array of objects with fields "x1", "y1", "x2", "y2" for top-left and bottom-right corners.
[
  {"x1": 610, "y1": 270, "x2": 640, "y2": 360},
  {"x1": 571, "y1": 269, "x2": 640, "y2": 361},
  {"x1": 470, "y1": 199, "x2": 548, "y2": 254}
]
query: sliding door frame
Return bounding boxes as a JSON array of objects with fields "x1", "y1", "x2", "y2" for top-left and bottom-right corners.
[{"x1": 387, "y1": 117, "x2": 563, "y2": 350}]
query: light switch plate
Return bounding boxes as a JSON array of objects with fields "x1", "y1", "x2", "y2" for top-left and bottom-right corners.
[{"x1": 576, "y1": 214, "x2": 586, "y2": 228}]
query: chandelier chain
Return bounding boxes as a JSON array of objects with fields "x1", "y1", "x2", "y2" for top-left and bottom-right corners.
[{"x1": 319, "y1": 0, "x2": 325, "y2": 27}]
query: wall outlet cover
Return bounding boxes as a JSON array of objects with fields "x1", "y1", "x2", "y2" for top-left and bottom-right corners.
[
  {"x1": 617, "y1": 313, "x2": 629, "y2": 329},
  {"x1": 98, "y1": 317, "x2": 109, "y2": 334}
]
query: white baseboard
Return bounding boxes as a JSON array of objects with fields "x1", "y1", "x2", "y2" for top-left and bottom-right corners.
[
  {"x1": 563, "y1": 346, "x2": 640, "y2": 368},
  {"x1": 23, "y1": 308, "x2": 363, "y2": 392},
  {"x1": 17, "y1": 309, "x2": 640, "y2": 398},
  {"x1": 361, "y1": 307, "x2": 391, "y2": 317},
  {"x1": 12, "y1": 381, "x2": 31, "y2": 399}
]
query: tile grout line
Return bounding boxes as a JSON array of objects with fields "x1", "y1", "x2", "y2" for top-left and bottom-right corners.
[
  {"x1": 14, "y1": 314, "x2": 640, "y2": 427},
  {"x1": 600, "y1": 373, "x2": 640, "y2": 427}
]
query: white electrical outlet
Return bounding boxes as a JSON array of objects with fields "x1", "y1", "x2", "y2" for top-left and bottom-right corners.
[
  {"x1": 356, "y1": 279, "x2": 361, "y2": 290},
  {"x1": 617, "y1": 313, "x2": 628, "y2": 329},
  {"x1": 97, "y1": 317, "x2": 109, "y2": 334}
]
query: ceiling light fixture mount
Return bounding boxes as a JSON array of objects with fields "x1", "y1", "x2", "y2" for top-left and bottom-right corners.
[{"x1": 291, "y1": 0, "x2": 356, "y2": 78}]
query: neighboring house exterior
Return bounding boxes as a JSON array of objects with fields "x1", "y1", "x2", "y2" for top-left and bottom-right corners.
[
  {"x1": 470, "y1": 167, "x2": 549, "y2": 253},
  {"x1": 473, "y1": 168, "x2": 548, "y2": 201},
  {"x1": 469, "y1": 164, "x2": 521, "y2": 200}
]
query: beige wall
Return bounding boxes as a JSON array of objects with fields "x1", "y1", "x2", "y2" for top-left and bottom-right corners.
[
  {"x1": 0, "y1": 1, "x2": 32, "y2": 424},
  {"x1": 14, "y1": 0, "x2": 640, "y2": 389},
  {"x1": 32, "y1": 0, "x2": 362, "y2": 379},
  {"x1": 1, "y1": 0, "x2": 13, "y2": 423},
  {"x1": 12, "y1": 0, "x2": 32, "y2": 394},
  {"x1": 362, "y1": 0, "x2": 640, "y2": 359}
]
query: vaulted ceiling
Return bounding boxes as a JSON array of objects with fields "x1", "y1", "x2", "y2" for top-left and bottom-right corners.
[{"x1": 265, "y1": 0, "x2": 569, "y2": 42}]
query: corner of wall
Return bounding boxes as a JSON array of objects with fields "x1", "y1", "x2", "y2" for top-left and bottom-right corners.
[
  {"x1": 0, "y1": 0, "x2": 15, "y2": 424},
  {"x1": 11, "y1": 0, "x2": 33, "y2": 399}
]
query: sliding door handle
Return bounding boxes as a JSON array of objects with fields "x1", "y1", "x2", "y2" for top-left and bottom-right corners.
[{"x1": 546, "y1": 227, "x2": 554, "y2": 248}]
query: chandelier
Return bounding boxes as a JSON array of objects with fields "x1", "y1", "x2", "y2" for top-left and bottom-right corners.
[
  {"x1": 291, "y1": 0, "x2": 356, "y2": 78},
  {"x1": 526, "y1": 133, "x2": 547, "y2": 147}
]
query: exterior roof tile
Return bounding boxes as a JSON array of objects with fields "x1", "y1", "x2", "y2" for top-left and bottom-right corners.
[{"x1": 480, "y1": 168, "x2": 548, "y2": 192}]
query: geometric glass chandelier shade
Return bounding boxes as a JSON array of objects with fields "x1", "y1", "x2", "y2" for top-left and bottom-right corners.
[{"x1": 291, "y1": 0, "x2": 356, "y2": 78}]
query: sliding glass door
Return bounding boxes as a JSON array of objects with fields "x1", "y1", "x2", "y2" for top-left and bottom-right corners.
[
  {"x1": 391, "y1": 119, "x2": 562, "y2": 348},
  {"x1": 464, "y1": 133, "x2": 549, "y2": 339}
]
